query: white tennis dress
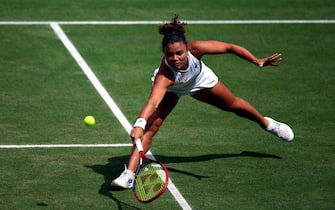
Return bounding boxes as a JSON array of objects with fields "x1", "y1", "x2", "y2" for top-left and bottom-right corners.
[{"x1": 151, "y1": 51, "x2": 218, "y2": 96}]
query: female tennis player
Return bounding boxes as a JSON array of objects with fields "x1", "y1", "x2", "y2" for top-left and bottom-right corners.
[{"x1": 111, "y1": 15, "x2": 294, "y2": 189}]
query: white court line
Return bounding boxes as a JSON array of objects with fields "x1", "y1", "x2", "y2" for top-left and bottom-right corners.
[
  {"x1": 0, "y1": 144, "x2": 132, "y2": 149},
  {"x1": 50, "y1": 23, "x2": 192, "y2": 210},
  {"x1": 0, "y1": 20, "x2": 334, "y2": 25},
  {"x1": 50, "y1": 22, "x2": 132, "y2": 133}
]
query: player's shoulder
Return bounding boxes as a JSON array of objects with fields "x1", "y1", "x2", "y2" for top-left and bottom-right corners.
[
  {"x1": 187, "y1": 40, "x2": 211, "y2": 58},
  {"x1": 187, "y1": 40, "x2": 205, "y2": 50},
  {"x1": 157, "y1": 61, "x2": 174, "y2": 82}
]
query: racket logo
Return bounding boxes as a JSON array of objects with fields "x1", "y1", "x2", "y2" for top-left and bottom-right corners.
[{"x1": 139, "y1": 172, "x2": 162, "y2": 194}]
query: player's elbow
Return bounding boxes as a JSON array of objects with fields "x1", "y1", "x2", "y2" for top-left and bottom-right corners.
[
  {"x1": 147, "y1": 99, "x2": 159, "y2": 110},
  {"x1": 225, "y1": 43, "x2": 239, "y2": 53}
]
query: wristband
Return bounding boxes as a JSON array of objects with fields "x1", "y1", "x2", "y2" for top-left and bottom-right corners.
[{"x1": 133, "y1": 118, "x2": 147, "y2": 130}]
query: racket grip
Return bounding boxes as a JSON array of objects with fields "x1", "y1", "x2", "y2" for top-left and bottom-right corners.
[{"x1": 135, "y1": 139, "x2": 144, "y2": 152}]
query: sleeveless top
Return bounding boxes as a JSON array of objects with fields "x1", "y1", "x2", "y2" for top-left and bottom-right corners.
[{"x1": 152, "y1": 51, "x2": 218, "y2": 96}]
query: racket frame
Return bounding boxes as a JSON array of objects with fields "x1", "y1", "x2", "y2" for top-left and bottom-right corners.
[{"x1": 132, "y1": 139, "x2": 169, "y2": 203}]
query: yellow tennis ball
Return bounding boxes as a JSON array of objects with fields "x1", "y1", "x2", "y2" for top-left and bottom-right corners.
[{"x1": 84, "y1": 115, "x2": 95, "y2": 126}]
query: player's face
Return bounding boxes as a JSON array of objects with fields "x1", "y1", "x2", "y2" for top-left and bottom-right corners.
[{"x1": 163, "y1": 42, "x2": 188, "y2": 70}]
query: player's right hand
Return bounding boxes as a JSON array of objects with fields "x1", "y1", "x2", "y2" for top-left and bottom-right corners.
[{"x1": 130, "y1": 127, "x2": 144, "y2": 144}]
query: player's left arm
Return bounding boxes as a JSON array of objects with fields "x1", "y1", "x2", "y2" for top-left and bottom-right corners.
[{"x1": 188, "y1": 40, "x2": 282, "y2": 67}]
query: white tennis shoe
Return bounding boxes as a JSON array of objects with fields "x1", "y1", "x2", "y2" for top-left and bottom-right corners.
[
  {"x1": 111, "y1": 165, "x2": 135, "y2": 189},
  {"x1": 265, "y1": 117, "x2": 294, "y2": 141}
]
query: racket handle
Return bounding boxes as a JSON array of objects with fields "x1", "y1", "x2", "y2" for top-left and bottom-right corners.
[{"x1": 135, "y1": 139, "x2": 144, "y2": 152}]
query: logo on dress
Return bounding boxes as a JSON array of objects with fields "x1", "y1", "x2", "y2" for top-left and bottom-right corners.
[{"x1": 177, "y1": 72, "x2": 185, "y2": 82}]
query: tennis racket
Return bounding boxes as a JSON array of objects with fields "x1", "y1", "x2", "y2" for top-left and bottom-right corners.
[{"x1": 132, "y1": 139, "x2": 169, "y2": 203}]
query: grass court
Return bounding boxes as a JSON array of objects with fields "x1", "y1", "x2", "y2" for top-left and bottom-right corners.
[{"x1": 0, "y1": 1, "x2": 334, "y2": 209}]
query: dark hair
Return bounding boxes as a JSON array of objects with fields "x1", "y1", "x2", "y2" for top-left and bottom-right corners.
[{"x1": 158, "y1": 14, "x2": 187, "y2": 51}]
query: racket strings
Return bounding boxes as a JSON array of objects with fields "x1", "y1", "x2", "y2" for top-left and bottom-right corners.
[{"x1": 135, "y1": 163, "x2": 167, "y2": 201}]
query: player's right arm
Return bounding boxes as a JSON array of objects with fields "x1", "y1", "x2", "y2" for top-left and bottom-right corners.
[{"x1": 130, "y1": 61, "x2": 174, "y2": 142}]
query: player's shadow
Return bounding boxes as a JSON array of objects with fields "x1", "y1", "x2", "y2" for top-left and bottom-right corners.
[
  {"x1": 156, "y1": 151, "x2": 282, "y2": 165},
  {"x1": 85, "y1": 155, "x2": 141, "y2": 210},
  {"x1": 154, "y1": 151, "x2": 281, "y2": 179},
  {"x1": 85, "y1": 151, "x2": 281, "y2": 209}
]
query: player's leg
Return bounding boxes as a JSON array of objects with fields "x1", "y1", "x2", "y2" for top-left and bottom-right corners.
[
  {"x1": 111, "y1": 92, "x2": 179, "y2": 189},
  {"x1": 192, "y1": 81, "x2": 268, "y2": 127},
  {"x1": 127, "y1": 92, "x2": 179, "y2": 172},
  {"x1": 192, "y1": 81, "x2": 294, "y2": 141}
]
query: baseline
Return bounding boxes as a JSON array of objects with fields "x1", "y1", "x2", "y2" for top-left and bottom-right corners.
[{"x1": 0, "y1": 20, "x2": 334, "y2": 25}]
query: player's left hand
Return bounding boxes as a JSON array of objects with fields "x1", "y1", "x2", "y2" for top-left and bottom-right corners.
[{"x1": 257, "y1": 53, "x2": 282, "y2": 67}]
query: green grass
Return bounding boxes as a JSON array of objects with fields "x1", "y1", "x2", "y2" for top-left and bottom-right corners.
[
  {"x1": 1, "y1": 1, "x2": 335, "y2": 209},
  {"x1": 1, "y1": 0, "x2": 335, "y2": 20}
]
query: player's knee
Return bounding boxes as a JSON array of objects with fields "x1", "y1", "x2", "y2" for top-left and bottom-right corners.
[
  {"x1": 224, "y1": 97, "x2": 242, "y2": 111},
  {"x1": 147, "y1": 118, "x2": 163, "y2": 133}
]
